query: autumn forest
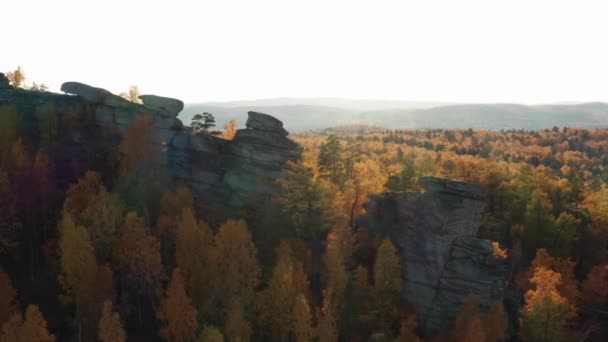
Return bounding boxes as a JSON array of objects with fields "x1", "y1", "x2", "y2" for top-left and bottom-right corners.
[{"x1": 1, "y1": 68, "x2": 608, "y2": 342}]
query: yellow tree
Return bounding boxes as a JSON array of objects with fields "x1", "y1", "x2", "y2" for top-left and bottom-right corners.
[
  {"x1": 119, "y1": 85, "x2": 142, "y2": 103},
  {"x1": 199, "y1": 325, "x2": 224, "y2": 342},
  {"x1": 293, "y1": 294, "x2": 312, "y2": 342},
  {"x1": 1, "y1": 305, "x2": 55, "y2": 342},
  {"x1": 98, "y1": 301, "x2": 126, "y2": 342},
  {"x1": 175, "y1": 208, "x2": 215, "y2": 308},
  {"x1": 0, "y1": 268, "x2": 17, "y2": 326},
  {"x1": 157, "y1": 269, "x2": 198, "y2": 342},
  {"x1": 156, "y1": 186, "x2": 194, "y2": 265},
  {"x1": 115, "y1": 212, "x2": 164, "y2": 315},
  {"x1": 221, "y1": 119, "x2": 238, "y2": 140},
  {"x1": 483, "y1": 301, "x2": 508, "y2": 342},
  {"x1": 6, "y1": 67, "x2": 25, "y2": 88},
  {"x1": 450, "y1": 294, "x2": 486, "y2": 342},
  {"x1": 57, "y1": 213, "x2": 99, "y2": 336},
  {"x1": 341, "y1": 159, "x2": 386, "y2": 227},
  {"x1": 117, "y1": 117, "x2": 157, "y2": 179},
  {"x1": 225, "y1": 299, "x2": 252, "y2": 342},
  {"x1": 521, "y1": 266, "x2": 571, "y2": 342},
  {"x1": 258, "y1": 242, "x2": 310, "y2": 340},
  {"x1": 213, "y1": 219, "x2": 261, "y2": 308}
]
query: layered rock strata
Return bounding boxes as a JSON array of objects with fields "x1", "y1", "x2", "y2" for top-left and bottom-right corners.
[{"x1": 0, "y1": 76, "x2": 299, "y2": 211}]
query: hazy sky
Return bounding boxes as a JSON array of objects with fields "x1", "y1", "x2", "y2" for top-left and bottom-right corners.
[{"x1": 3, "y1": 0, "x2": 608, "y2": 103}]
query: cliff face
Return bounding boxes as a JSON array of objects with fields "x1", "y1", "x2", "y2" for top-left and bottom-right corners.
[
  {"x1": 358, "y1": 176, "x2": 506, "y2": 335},
  {"x1": 0, "y1": 75, "x2": 299, "y2": 211}
]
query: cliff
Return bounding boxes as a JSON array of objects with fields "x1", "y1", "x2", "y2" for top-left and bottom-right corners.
[
  {"x1": 0, "y1": 74, "x2": 299, "y2": 211},
  {"x1": 358, "y1": 176, "x2": 507, "y2": 335}
]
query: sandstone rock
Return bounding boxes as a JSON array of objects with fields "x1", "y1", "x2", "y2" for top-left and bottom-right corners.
[
  {"x1": 139, "y1": 94, "x2": 183, "y2": 117},
  {"x1": 0, "y1": 83, "x2": 299, "y2": 215},
  {"x1": 358, "y1": 177, "x2": 506, "y2": 335},
  {"x1": 0, "y1": 73, "x2": 9, "y2": 89},
  {"x1": 246, "y1": 111, "x2": 288, "y2": 136}
]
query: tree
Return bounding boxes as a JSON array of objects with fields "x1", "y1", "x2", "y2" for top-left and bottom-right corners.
[
  {"x1": 98, "y1": 301, "x2": 126, "y2": 342},
  {"x1": 521, "y1": 266, "x2": 571, "y2": 342},
  {"x1": 0, "y1": 267, "x2": 17, "y2": 326},
  {"x1": 191, "y1": 112, "x2": 216, "y2": 134},
  {"x1": 451, "y1": 294, "x2": 486, "y2": 342},
  {"x1": 117, "y1": 116, "x2": 157, "y2": 179},
  {"x1": 57, "y1": 214, "x2": 99, "y2": 336},
  {"x1": 523, "y1": 189, "x2": 555, "y2": 257},
  {"x1": 318, "y1": 135, "x2": 344, "y2": 186},
  {"x1": 258, "y1": 242, "x2": 310, "y2": 340},
  {"x1": 341, "y1": 159, "x2": 386, "y2": 227},
  {"x1": 221, "y1": 118, "x2": 237, "y2": 140},
  {"x1": 483, "y1": 301, "x2": 508, "y2": 342},
  {"x1": 581, "y1": 264, "x2": 608, "y2": 307},
  {"x1": 63, "y1": 171, "x2": 108, "y2": 223},
  {"x1": 225, "y1": 299, "x2": 252, "y2": 342},
  {"x1": 199, "y1": 325, "x2": 224, "y2": 342},
  {"x1": 276, "y1": 160, "x2": 337, "y2": 297},
  {"x1": 157, "y1": 269, "x2": 198, "y2": 342},
  {"x1": 156, "y1": 186, "x2": 194, "y2": 267},
  {"x1": 6, "y1": 67, "x2": 25, "y2": 88},
  {"x1": 1, "y1": 305, "x2": 55, "y2": 342},
  {"x1": 293, "y1": 294, "x2": 312, "y2": 342},
  {"x1": 119, "y1": 85, "x2": 142, "y2": 103},
  {"x1": 373, "y1": 238, "x2": 402, "y2": 330},
  {"x1": 399, "y1": 316, "x2": 421, "y2": 342},
  {"x1": 213, "y1": 219, "x2": 261, "y2": 309},
  {"x1": 115, "y1": 212, "x2": 164, "y2": 319},
  {"x1": 316, "y1": 293, "x2": 338, "y2": 342},
  {"x1": 175, "y1": 208, "x2": 215, "y2": 309}
]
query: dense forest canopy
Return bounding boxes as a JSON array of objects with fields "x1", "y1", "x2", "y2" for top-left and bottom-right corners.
[{"x1": 1, "y1": 71, "x2": 608, "y2": 341}]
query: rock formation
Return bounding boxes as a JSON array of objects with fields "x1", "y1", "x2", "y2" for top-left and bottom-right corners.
[
  {"x1": 0, "y1": 81, "x2": 299, "y2": 212},
  {"x1": 358, "y1": 176, "x2": 506, "y2": 335}
]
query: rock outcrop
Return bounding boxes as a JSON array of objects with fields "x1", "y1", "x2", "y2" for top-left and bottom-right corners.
[
  {"x1": 0, "y1": 82, "x2": 299, "y2": 212},
  {"x1": 358, "y1": 176, "x2": 506, "y2": 335},
  {"x1": 0, "y1": 73, "x2": 10, "y2": 89}
]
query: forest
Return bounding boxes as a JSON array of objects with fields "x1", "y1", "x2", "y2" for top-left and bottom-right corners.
[{"x1": 1, "y1": 72, "x2": 608, "y2": 341}]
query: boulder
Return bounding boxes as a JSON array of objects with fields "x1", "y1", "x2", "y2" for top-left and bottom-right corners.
[
  {"x1": 139, "y1": 94, "x2": 184, "y2": 117},
  {"x1": 0, "y1": 73, "x2": 10, "y2": 89},
  {"x1": 358, "y1": 177, "x2": 506, "y2": 335},
  {"x1": 246, "y1": 111, "x2": 288, "y2": 136}
]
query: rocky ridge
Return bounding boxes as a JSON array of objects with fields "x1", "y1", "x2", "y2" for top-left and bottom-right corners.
[
  {"x1": 0, "y1": 74, "x2": 299, "y2": 211},
  {"x1": 358, "y1": 176, "x2": 506, "y2": 335}
]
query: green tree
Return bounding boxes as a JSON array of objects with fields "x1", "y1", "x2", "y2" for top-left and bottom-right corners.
[
  {"x1": 373, "y1": 238, "x2": 402, "y2": 330},
  {"x1": 523, "y1": 189, "x2": 555, "y2": 257},
  {"x1": 191, "y1": 112, "x2": 216, "y2": 134},
  {"x1": 276, "y1": 160, "x2": 337, "y2": 298},
  {"x1": 318, "y1": 135, "x2": 344, "y2": 186}
]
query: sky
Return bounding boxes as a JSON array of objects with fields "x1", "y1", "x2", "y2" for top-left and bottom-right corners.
[{"x1": 3, "y1": 0, "x2": 608, "y2": 104}]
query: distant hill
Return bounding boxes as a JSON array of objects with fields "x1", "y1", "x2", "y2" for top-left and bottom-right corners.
[{"x1": 179, "y1": 99, "x2": 608, "y2": 132}]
